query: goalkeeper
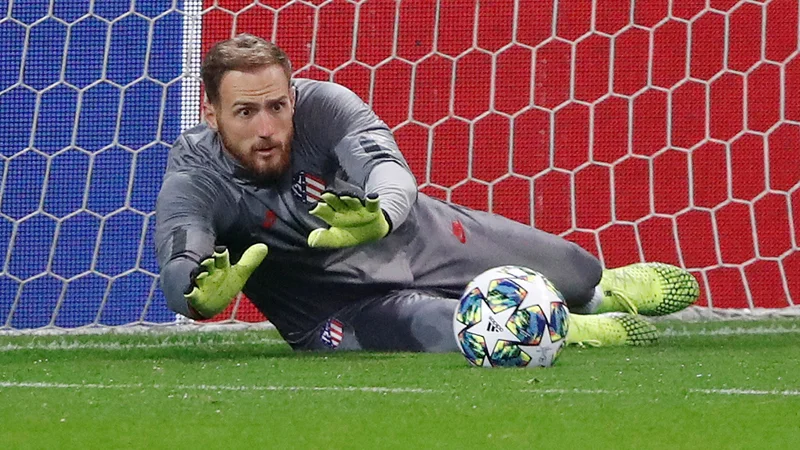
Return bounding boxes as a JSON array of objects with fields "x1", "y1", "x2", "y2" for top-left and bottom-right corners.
[{"x1": 156, "y1": 34, "x2": 699, "y2": 352}]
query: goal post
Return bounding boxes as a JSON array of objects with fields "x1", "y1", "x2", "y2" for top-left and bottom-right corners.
[{"x1": 1, "y1": 0, "x2": 798, "y2": 331}]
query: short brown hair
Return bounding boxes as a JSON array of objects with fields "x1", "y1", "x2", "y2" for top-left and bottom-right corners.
[{"x1": 201, "y1": 33, "x2": 292, "y2": 105}]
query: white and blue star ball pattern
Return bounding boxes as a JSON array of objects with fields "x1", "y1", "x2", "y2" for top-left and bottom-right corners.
[{"x1": 453, "y1": 266, "x2": 570, "y2": 368}]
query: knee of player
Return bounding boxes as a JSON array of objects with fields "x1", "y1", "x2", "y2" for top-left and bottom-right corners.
[
  {"x1": 559, "y1": 242, "x2": 602, "y2": 295},
  {"x1": 571, "y1": 241, "x2": 602, "y2": 277}
]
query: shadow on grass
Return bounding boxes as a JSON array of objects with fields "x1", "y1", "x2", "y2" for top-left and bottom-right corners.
[
  {"x1": 0, "y1": 343, "x2": 438, "y2": 365},
  {"x1": 156, "y1": 346, "x2": 431, "y2": 363}
]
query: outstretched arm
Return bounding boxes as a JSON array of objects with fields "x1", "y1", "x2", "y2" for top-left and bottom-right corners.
[
  {"x1": 156, "y1": 171, "x2": 219, "y2": 318},
  {"x1": 332, "y1": 128, "x2": 418, "y2": 230},
  {"x1": 298, "y1": 82, "x2": 418, "y2": 248},
  {"x1": 156, "y1": 169, "x2": 264, "y2": 319}
]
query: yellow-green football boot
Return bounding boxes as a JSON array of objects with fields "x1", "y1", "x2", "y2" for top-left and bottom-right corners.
[
  {"x1": 566, "y1": 313, "x2": 658, "y2": 347},
  {"x1": 596, "y1": 262, "x2": 700, "y2": 316}
]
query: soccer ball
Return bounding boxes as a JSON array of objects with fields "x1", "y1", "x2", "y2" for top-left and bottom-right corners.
[{"x1": 453, "y1": 266, "x2": 570, "y2": 368}]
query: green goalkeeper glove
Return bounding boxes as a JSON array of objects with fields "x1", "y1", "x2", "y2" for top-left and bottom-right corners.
[
  {"x1": 184, "y1": 243, "x2": 268, "y2": 318},
  {"x1": 307, "y1": 192, "x2": 390, "y2": 249}
]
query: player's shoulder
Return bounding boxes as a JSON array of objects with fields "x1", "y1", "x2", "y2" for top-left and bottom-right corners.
[
  {"x1": 172, "y1": 123, "x2": 218, "y2": 155},
  {"x1": 292, "y1": 78, "x2": 381, "y2": 141},
  {"x1": 161, "y1": 164, "x2": 223, "y2": 195},
  {"x1": 167, "y1": 123, "x2": 228, "y2": 174},
  {"x1": 293, "y1": 78, "x2": 357, "y2": 98},
  {"x1": 293, "y1": 78, "x2": 366, "y2": 112}
]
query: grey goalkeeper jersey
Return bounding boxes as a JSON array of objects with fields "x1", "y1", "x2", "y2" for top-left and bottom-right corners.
[{"x1": 156, "y1": 79, "x2": 599, "y2": 344}]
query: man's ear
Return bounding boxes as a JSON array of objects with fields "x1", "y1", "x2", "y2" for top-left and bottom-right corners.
[{"x1": 203, "y1": 95, "x2": 218, "y2": 130}]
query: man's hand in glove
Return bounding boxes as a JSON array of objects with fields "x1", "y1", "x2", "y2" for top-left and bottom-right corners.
[
  {"x1": 307, "y1": 192, "x2": 391, "y2": 249},
  {"x1": 184, "y1": 243, "x2": 268, "y2": 319}
]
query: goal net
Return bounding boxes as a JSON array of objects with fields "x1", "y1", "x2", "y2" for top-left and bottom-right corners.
[{"x1": 1, "y1": 0, "x2": 798, "y2": 331}]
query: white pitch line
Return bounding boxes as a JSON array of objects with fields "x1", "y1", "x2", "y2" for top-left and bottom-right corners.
[
  {"x1": 689, "y1": 388, "x2": 800, "y2": 397},
  {"x1": 0, "y1": 381, "x2": 439, "y2": 394},
  {"x1": 4, "y1": 382, "x2": 800, "y2": 398},
  {"x1": 526, "y1": 387, "x2": 800, "y2": 397}
]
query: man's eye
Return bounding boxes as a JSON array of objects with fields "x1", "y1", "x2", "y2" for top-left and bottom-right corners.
[
  {"x1": 238, "y1": 109, "x2": 251, "y2": 117},
  {"x1": 272, "y1": 102, "x2": 284, "y2": 112}
]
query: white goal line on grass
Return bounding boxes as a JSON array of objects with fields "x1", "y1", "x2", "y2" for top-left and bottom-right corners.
[
  {"x1": 524, "y1": 388, "x2": 800, "y2": 397},
  {"x1": 689, "y1": 388, "x2": 800, "y2": 397},
  {"x1": 0, "y1": 381, "x2": 437, "y2": 394},
  {"x1": 3, "y1": 381, "x2": 800, "y2": 398}
]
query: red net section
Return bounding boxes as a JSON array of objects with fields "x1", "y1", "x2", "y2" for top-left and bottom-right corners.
[{"x1": 202, "y1": 0, "x2": 800, "y2": 319}]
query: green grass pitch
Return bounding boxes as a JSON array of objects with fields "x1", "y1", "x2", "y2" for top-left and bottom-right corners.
[{"x1": 1, "y1": 320, "x2": 799, "y2": 449}]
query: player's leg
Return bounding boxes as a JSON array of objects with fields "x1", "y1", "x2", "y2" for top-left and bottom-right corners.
[
  {"x1": 349, "y1": 290, "x2": 458, "y2": 352},
  {"x1": 409, "y1": 198, "x2": 603, "y2": 311},
  {"x1": 285, "y1": 290, "x2": 457, "y2": 352},
  {"x1": 458, "y1": 207, "x2": 701, "y2": 316},
  {"x1": 351, "y1": 291, "x2": 662, "y2": 349},
  {"x1": 410, "y1": 198, "x2": 699, "y2": 317},
  {"x1": 296, "y1": 290, "x2": 659, "y2": 351}
]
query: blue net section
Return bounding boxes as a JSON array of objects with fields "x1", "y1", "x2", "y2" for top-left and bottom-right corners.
[{"x1": 0, "y1": 0, "x2": 186, "y2": 329}]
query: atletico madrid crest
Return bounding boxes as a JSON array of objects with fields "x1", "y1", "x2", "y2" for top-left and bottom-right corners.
[
  {"x1": 292, "y1": 171, "x2": 326, "y2": 204},
  {"x1": 320, "y1": 318, "x2": 344, "y2": 349}
]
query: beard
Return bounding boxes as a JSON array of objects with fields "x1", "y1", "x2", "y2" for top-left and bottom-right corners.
[{"x1": 218, "y1": 122, "x2": 293, "y2": 185}]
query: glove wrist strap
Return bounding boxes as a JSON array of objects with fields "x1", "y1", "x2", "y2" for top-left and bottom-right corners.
[{"x1": 382, "y1": 209, "x2": 394, "y2": 234}]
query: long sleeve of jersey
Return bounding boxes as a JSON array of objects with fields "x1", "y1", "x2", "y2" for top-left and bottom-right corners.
[
  {"x1": 365, "y1": 163, "x2": 417, "y2": 229},
  {"x1": 293, "y1": 81, "x2": 418, "y2": 230},
  {"x1": 155, "y1": 160, "x2": 233, "y2": 317}
]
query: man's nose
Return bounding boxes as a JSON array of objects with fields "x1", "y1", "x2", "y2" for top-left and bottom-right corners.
[{"x1": 256, "y1": 110, "x2": 275, "y2": 138}]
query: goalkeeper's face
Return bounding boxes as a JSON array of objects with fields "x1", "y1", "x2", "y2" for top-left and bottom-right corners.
[{"x1": 207, "y1": 64, "x2": 295, "y2": 184}]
